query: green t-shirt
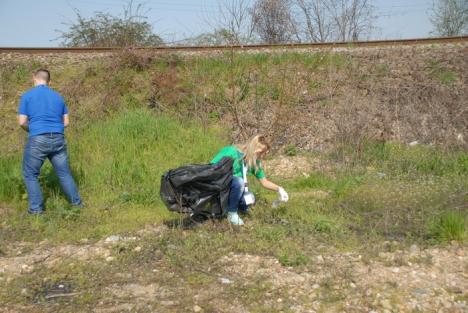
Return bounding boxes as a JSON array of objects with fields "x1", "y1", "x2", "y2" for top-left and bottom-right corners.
[{"x1": 211, "y1": 145, "x2": 266, "y2": 179}]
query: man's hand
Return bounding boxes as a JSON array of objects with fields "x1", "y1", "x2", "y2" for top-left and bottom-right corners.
[
  {"x1": 17, "y1": 115, "x2": 29, "y2": 132},
  {"x1": 63, "y1": 114, "x2": 69, "y2": 128}
]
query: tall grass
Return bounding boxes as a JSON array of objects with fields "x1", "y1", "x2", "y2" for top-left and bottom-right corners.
[
  {"x1": 71, "y1": 109, "x2": 225, "y2": 203},
  {"x1": 0, "y1": 109, "x2": 227, "y2": 242},
  {"x1": 0, "y1": 155, "x2": 25, "y2": 201},
  {"x1": 262, "y1": 142, "x2": 468, "y2": 243},
  {"x1": 331, "y1": 142, "x2": 467, "y2": 177},
  {"x1": 428, "y1": 211, "x2": 467, "y2": 242}
]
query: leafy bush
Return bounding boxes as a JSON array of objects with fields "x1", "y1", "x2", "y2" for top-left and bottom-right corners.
[{"x1": 57, "y1": 3, "x2": 163, "y2": 47}]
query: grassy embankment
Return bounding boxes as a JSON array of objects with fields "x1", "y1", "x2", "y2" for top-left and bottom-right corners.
[
  {"x1": 0, "y1": 49, "x2": 466, "y2": 311},
  {"x1": 0, "y1": 50, "x2": 465, "y2": 247}
]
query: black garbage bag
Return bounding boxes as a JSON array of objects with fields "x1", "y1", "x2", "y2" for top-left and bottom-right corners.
[{"x1": 160, "y1": 157, "x2": 233, "y2": 217}]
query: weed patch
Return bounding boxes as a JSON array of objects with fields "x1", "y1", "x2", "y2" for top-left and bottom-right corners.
[{"x1": 427, "y1": 211, "x2": 467, "y2": 242}]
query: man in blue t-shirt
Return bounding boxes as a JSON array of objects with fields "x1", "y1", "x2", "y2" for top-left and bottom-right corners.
[{"x1": 18, "y1": 69, "x2": 82, "y2": 214}]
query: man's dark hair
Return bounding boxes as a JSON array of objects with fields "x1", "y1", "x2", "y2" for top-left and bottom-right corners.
[{"x1": 34, "y1": 69, "x2": 50, "y2": 83}]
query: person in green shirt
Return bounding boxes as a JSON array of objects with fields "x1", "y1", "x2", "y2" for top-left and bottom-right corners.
[{"x1": 211, "y1": 135, "x2": 289, "y2": 225}]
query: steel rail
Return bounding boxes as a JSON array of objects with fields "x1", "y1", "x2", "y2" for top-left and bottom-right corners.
[{"x1": 0, "y1": 36, "x2": 466, "y2": 54}]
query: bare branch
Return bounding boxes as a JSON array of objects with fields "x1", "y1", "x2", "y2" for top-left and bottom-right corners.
[
  {"x1": 430, "y1": 0, "x2": 468, "y2": 37},
  {"x1": 324, "y1": 0, "x2": 375, "y2": 42},
  {"x1": 251, "y1": 0, "x2": 300, "y2": 44}
]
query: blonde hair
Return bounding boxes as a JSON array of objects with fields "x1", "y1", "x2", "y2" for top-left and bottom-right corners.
[{"x1": 236, "y1": 135, "x2": 270, "y2": 170}]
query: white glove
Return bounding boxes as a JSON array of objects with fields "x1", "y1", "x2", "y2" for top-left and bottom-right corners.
[{"x1": 278, "y1": 187, "x2": 289, "y2": 202}]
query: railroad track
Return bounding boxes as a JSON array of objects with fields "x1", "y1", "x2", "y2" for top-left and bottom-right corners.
[{"x1": 1, "y1": 36, "x2": 467, "y2": 54}]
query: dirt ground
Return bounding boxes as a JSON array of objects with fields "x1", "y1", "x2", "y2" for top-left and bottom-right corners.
[{"x1": 1, "y1": 223, "x2": 466, "y2": 313}]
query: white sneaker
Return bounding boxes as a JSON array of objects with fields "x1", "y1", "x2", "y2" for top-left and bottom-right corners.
[{"x1": 227, "y1": 212, "x2": 244, "y2": 226}]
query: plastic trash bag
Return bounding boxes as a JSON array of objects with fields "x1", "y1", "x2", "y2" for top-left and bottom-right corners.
[{"x1": 160, "y1": 157, "x2": 233, "y2": 217}]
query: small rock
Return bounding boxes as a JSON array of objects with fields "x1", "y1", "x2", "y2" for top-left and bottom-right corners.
[
  {"x1": 378, "y1": 251, "x2": 391, "y2": 259},
  {"x1": 442, "y1": 300, "x2": 452, "y2": 309},
  {"x1": 21, "y1": 288, "x2": 27, "y2": 295},
  {"x1": 105, "y1": 235, "x2": 121, "y2": 243},
  {"x1": 391, "y1": 267, "x2": 399, "y2": 273},
  {"x1": 277, "y1": 298, "x2": 283, "y2": 303},
  {"x1": 456, "y1": 248, "x2": 465, "y2": 256},
  {"x1": 380, "y1": 299, "x2": 392, "y2": 310},
  {"x1": 316, "y1": 255, "x2": 324, "y2": 263},
  {"x1": 350, "y1": 282, "x2": 356, "y2": 288},
  {"x1": 409, "y1": 244, "x2": 420, "y2": 256},
  {"x1": 409, "y1": 141, "x2": 418, "y2": 146},
  {"x1": 21, "y1": 264, "x2": 33, "y2": 273},
  {"x1": 133, "y1": 246, "x2": 142, "y2": 252},
  {"x1": 312, "y1": 284, "x2": 320, "y2": 289},
  {"x1": 105, "y1": 256, "x2": 115, "y2": 262},
  {"x1": 193, "y1": 305, "x2": 202, "y2": 312},
  {"x1": 219, "y1": 277, "x2": 232, "y2": 284}
]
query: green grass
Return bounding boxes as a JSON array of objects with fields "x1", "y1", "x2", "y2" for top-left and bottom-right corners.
[
  {"x1": 0, "y1": 109, "x2": 227, "y2": 243},
  {"x1": 336, "y1": 142, "x2": 467, "y2": 177},
  {"x1": 428, "y1": 211, "x2": 467, "y2": 242},
  {"x1": 272, "y1": 142, "x2": 468, "y2": 242},
  {"x1": 426, "y1": 59, "x2": 458, "y2": 85},
  {"x1": 1, "y1": 51, "x2": 466, "y2": 248},
  {"x1": 1, "y1": 119, "x2": 466, "y2": 247},
  {"x1": 1, "y1": 48, "x2": 466, "y2": 313}
]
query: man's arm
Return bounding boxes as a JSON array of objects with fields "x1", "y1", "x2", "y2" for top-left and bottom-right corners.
[
  {"x1": 17, "y1": 115, "x2": 29, "y2": 132},
  {"x1": 18, "y1": 94, "x2": 29, "y2": 132},
  {"x1": 63, "y1": 114, "x2": 69, "y2": 128}
]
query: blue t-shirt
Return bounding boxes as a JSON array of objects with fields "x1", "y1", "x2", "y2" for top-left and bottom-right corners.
[{"x1": 18, "y1": 84, "x2": 68, "y2": 137}]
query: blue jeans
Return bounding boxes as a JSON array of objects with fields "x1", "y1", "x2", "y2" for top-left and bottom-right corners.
[
  {"x1": 23, "y1": 133, "x2": 82, "y2": 213},
  {"x1": 228, "y1": 176, "x2": 249, "y2": 213}
]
